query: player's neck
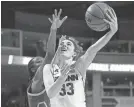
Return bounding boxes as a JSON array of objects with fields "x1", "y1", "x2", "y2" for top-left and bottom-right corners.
[
  {"x1": 59, "y1": 57, "x2": 73, "y2": 68},
  {"x1": 65, "y1": 57, "x2": 73, "y2": 65}
]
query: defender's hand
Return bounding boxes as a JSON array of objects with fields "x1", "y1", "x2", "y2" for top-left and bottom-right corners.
[
  {"x1": 103, "y1": 8, "x2": 118, "y2": 34},
  {"x1": 60, "y1": 64, "x2": 71, "y2": 76},
  {"x1": 48, "y1": 9, "x2": 68, "y2": 30}
]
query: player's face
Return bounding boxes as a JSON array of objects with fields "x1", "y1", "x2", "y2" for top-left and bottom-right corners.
[
  {"x1": 59, "y1": 40, "x2": 75, "y2": 59},
  {"x1": 31, "y1": 57, "x2": 43, "y2": 73}
]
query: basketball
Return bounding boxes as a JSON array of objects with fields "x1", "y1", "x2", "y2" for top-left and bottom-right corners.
[{"x1": 85, "y1": 2, "x2": 114, "y2": 31}]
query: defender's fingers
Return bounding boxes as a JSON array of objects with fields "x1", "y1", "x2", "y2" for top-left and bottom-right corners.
[
  {"x1": 61, "y1": 16, "x2": 68, "y2": 23},
  {"x1": 64, "y1": 66, "x2": 71, "y2": 74},
  {"x1": 54, "y1": 9, "x2": 58, "y2": 17},
  {"x1": 61, "y1": 64, "x2": 69, "y2": 71},
  {"x1": 58, "y1": 9, "x2": 62, "y2": 18},
  {"x1": 48, "y1": 18, "x2": 52, "y2": 23},
  {"x1": 52, "y1": 14, "x2": 55, "y2": 20}
]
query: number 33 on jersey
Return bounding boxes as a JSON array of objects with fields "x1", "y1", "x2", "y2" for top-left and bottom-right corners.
[{"x1": 52, "y1": 65, "x2": 79, "y2": 97}]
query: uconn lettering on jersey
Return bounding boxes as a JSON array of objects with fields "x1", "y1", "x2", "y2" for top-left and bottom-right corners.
[
  {"x1": 54, "y1": 74, "x2": 79, "y2": 82},
  {"x1": 53, "y1": 69, "x2": 79, "y2": 82}
]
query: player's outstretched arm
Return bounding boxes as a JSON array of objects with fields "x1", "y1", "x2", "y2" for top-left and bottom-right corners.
[
  {"x1": 76, "y1": 8, "x2": 118, "y2": 77},
  {"x1": 30, "y1": 9, "x2": 67, "y2": 93},
  {"x1": 39, "y1": 9, "x2": 68, "y2": 71},
  {"x1": 46, "y1": 9, "x2": 67, "y2": 60},
  {"x1": 87, "y1": 9, "x2": 117, "y2": 54}
]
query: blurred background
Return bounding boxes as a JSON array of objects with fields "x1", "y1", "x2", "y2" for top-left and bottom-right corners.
[{"x1": 1, "y1": 1, "x2": 134, "y2": 107}]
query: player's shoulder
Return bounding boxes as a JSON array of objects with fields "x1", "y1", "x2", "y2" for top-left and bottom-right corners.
[
  {"x1": 44, "y1": 64, "x2": 52, "y2": 68},
  {"x1": 43, "y1": 64, "x2": 53, "y2": 73}
]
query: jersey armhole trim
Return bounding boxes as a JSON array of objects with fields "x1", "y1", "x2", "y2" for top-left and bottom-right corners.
[
  {"x1": 37, "y1": 101, "x2": 48, "y2": 107},
  {"x1": 50, "y1": 64, "x2": 55, "y2": 82},
  {"x1": 27, "y1": 84, "x2": 46, "y2": 97}
]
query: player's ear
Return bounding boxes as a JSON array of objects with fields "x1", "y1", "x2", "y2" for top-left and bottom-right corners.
[
  {"x1": 73, "y1": 52, "x2": 77, "y2": 57},
  {"x1": 31, "y1": 67, "x2": 35, "y2": 72}
]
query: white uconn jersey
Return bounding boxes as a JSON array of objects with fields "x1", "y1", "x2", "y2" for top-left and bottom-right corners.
[{"x1": 50, "y1": 64, "x2": 86, "y2": 107}]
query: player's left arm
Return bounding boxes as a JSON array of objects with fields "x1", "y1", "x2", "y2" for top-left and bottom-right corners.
[
  {"x1": 76, "y1": 8, "x2": 118, "y2": 77},
  {"x1": 29, "y1": 24, "x2": 57, "y2": 93},
  {"x1": 30, "y1": 9, "x2": 67, "y2": 93},
  {"x1": 31, "y1": 14, "x2": 58, "y2": 84},
  {"x1": 40, "y1": 9, "x2": 68, "y2": 68},
  {"x1": 35, "y1": 9, "x2": 67, "y2": 74}
]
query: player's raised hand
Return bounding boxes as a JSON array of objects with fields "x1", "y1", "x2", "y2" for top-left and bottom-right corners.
[
  {"x1": 103, "y1": 8, "x2": 118, "y2": 34},
  {"x1": 60, "y1": 63, "x2": 71, "y2": 76},
  {"x1": 48, "y1": 9, "x2": 68, "y2": 30}
]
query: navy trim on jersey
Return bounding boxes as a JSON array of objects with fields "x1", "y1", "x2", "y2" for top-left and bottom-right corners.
[
  {"x1": 50, "y1": 65, "x2": 55, "y2": 81},
  {"x1": 27, "y1": 84, "x2": 46, "y2": 97},
  {"x1": 37, "y1": 101, "x2": 48, "y2": 107}
]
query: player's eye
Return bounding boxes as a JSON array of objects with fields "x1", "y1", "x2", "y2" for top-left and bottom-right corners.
[
  {"x1": 67, "y1": 42, "x2": 71, "y2": 46},
  {"x1": 36, "y1": 60, "x2": 42, "y2": 63},
  {"x1": 60, "y1": 42, "x2": 64, "y2": 46}
]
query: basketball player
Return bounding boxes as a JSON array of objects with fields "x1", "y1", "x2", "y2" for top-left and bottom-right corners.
[
  {"x1": 27, "y1": 9, "x2": 68, "y2": 107},
  {"x1": 43, "y1": 8, "x2": 118, "y2": 107}
]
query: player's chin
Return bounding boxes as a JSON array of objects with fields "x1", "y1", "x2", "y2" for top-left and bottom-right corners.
[
  {"x1": 60, "y1": 53, "x2": 68, "y2": 58},
  {"x1": 60, "y1": 53, "x2": 66, "y2": 57}
]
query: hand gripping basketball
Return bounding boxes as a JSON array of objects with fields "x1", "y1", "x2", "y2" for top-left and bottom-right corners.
[{"x1": 103, "y1": 8, "x2": 118, "y2": 34}]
